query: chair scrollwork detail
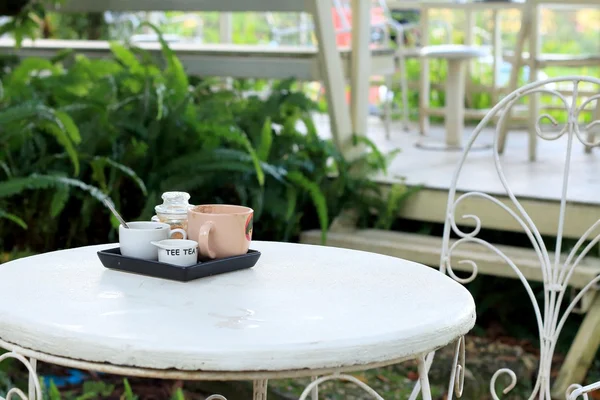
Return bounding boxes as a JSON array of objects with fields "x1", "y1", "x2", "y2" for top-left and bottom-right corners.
[
  {"x1": 0, "y1": 352, "x2": 41, "y2": 400},
  {"x1": 440, "y1": 76, "x2": 600, "y2": 400}
]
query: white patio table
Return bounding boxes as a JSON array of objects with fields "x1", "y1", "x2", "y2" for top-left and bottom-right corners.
[
  {"x1": 0, "y1": 241, "x2": 476, "y2": 399},
  {"x1": 417, "y1": 44, "x2": 491, "y2": 151}
]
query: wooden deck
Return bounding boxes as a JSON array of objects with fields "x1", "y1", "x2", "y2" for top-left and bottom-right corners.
[{"x1": 313, "y1": 114, "x2": 600, "y2": 238}]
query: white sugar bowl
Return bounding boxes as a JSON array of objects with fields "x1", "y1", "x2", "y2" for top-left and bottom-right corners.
[{"x1": 151, "y1": 239, "x2": 199, "y2": 266}]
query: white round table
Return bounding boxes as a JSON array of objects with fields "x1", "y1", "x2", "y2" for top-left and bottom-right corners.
[
  {"x1": 417, "y1": 44, "x2": 491, "y2": 151},
  {"x1": 0, "y1": 241, "x2": 475, "y2": 399}
]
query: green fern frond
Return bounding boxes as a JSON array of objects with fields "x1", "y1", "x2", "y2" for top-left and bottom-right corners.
[
  {"x1": 50, "y1": 48, "x2": 75, "y2": 64},
  {"x1": 0, "y1": 162, "x2": 11, "y2": 178},
  {"x1": 9, "y1": 57, "x2": 61, "y2": 85},
  {"x1": 0, "y1": 209, "x2": 27, "y2": 229},
  {"x1": 374, "y1": 183, "x2": 422, "y2": 230},
  {"x1": 163, "y1": 148, "x2": 285, "y2": 183},
  {"x1": 171, "y1": 388, "x2": 186, "y2": 400},
  {"x1": 234, "y1": 183, "x2": 249, "y2": 206},
  {"x1": 300, "y1": 114, "x2": 319, "y2": 141},
  {"x1": 250, "y1": 187, "x2": 265, "y2": 220},
  {"x1": 90, "y1": 158, "x2": 108, "y2": 192},
  {"x1": 0, "y1": 174, "x2": 108, "y2": 206},
  {"x1": 155, "y1": 83, "x2": 166, "y2": 120},
  {"x1": 0, "y1": 103, "x2": 47, "y2": 127},
  {"x1": 352, "y1": 135, "x2": 388, "y2": 174},
  {"x1": 257, "y1": 117, "x2": 273, "y2": 161},
  {"x1": 286, "y1": 171, "x2": 329, "y2": 244},
  {"x1": 0, "y1": 104, "x2": 80, "y2": 175},
  {"x1": 109, "y1": 42, "x2": 142, "y2": 73},
  {"x1": 92, "y1": 156, "x2": 148, "y2": 195},
  {"x1": 77, "y1": 56, "x2": 123, "y2": 79},
  {"x1": 48, "y1": 380, "x2": 62, "y2": 400},
  {"x1": 49, "y1": 186, "x2": 70, "y2": 218},
  {"x1": 122, "y1": 378, "x2": 138, "y2": 400},
  {"x1": 285, "y1": 186, "x2": 298, "y2": 222},
  {"x1": 55, "y1": 111, "x2": 81, "y2": 144},
  {"x1": 39, "y1": 121, "x2": 80, "y2": 176},
  {"x1": 108, "y1": 94, "x2": 144, "y2": 112},
  {"x1": 177, "y1": 161, "x2": 257, "y2": 175},
  {"x1": 0, "y1": 175, "x2": 54, "y2": 198},
  {"x1": 222, "y1": 129, "x2": 265, "y2": 186},
  {"x1": 138, "y1": 22, "x2": 189, "y2": 98}
]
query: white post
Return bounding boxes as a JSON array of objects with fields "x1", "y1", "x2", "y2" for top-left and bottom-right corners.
[
  {"x1": 253, "y1": 379, "x2": 268, "y2": 400},
  {"x1": 528, "y1": 2, "x2": 541, "y2": 161},
  {"x1": 219, "y1": 12, "x2": 232, "y2": 43},
  {"x1": 196, "y1": 15, "x2": 204, "y2": 43},
  {"x1": 350, "y1": 0, "x2": 371, "y2": 137},
  {"x1": 298, "y1": 12, "x2": 310, "y2": 92},
  {"x1": 492, "y1": 10, "x2": 502, "y2": 105},
  {"x1": 220, "y1": 12, "x2": 233, "y2": 89},
  {"x1": 586, "y1": 99, "x2": 600, "y2": 153},
  {"x1": 418, "y1": 8, "x2": 430, "y2": 135},
  {"x1": 308, "y1": 0, "x2": 353, "y2": 156},
  {"x1": 311, "y1": 376, "x2": 319, "y2": 399},
  {"x1": 464, "y1": 8, "x2": 475, "y2": 109},
  {"x1": 300, "y1": 12, "x2": 310, "y2": 46},
  {"x1": 498, "y1": 2, "x2": 532, "y2": 154},
  {"x1": 28, "y1": 357, "x2": 37, "y2": 400},
  {"x1": 417, "y1": 355, "x2": 433, "y2": 400},
  {"x1": 445, "y1": 59, "x2": 467, "y2": 148}
]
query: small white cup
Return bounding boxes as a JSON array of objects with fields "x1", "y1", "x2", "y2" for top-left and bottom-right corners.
[
  {"x1": 119, "y1": 221, "x2": 187, "y2": 260},
  {"x1": 151, "y1": 239, "x2": 199, "y2": 266}
]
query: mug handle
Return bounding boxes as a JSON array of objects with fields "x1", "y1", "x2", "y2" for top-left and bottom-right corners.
[
  {"x1": 198, "y1": 221, "x2": 216, "y2": 259},
  {"x1": 169, "y1": 228, "x2": 187, "y2": 240}
]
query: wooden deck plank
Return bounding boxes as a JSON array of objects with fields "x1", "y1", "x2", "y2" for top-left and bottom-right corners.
[
  {"x1": 552, "y1": 293, "x2": 600, "y2": 397},
  {"x1": 0, "y1": 39, "x2": 396, "y2": 81},
  {"x1": 394, "y1": 188, "x2": 600, "y2": 240},
  {"x1": 311, "y1": 115, "x2": 600, "y2": 238},
  {"x1": 300, "y1": 229, "x2": 600, "y2": 290},
  {"x1": 0, "y1": 39, "x2": 395, "y2": 57},
  {"x1": 56, "y1": 0, "x2": 307, "y2": 13},
  {"x1": 344, "y1": 117, "x2": 599, "y2": 205}
]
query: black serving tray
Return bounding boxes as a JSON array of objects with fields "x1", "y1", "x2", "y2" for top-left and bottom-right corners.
[{"x1": 97, "y1": 247, "x2": 261, "y2": 282}]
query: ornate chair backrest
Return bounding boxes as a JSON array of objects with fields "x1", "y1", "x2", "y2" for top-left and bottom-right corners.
[{"x1": 439, "y1": 76, "x2": 600, "y2": 400}]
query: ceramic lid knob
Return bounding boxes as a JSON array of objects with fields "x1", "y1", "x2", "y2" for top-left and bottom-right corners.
[{"x1": 155, "y1": 191, "x2": 193, "y2": 215}]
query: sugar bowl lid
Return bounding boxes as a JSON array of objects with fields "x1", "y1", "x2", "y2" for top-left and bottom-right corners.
[{"x1": 155, "y1": 191, "x2": 193, "y2": 215}]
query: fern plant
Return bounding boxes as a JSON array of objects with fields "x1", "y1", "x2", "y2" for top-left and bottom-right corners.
[
  {"x1": 0, "y1": 55, "x2": 146, "y2": 252},
  {"x1": 0, "y1": 101, "x2": 105, "y2": 232},
  {"x1": 0, "y1": 23, "x2": 413, "y2": 255}
]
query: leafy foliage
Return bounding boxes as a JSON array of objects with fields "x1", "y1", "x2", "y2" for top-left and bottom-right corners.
[
  {"x1": 0, "y1": 0, "x2": 65, "y2": 46},
  {"x1": 0, "y1": 25, "x2": 411, "y2": 257},
  {"x1": 40, "y1": 378, "x2": 126, "y2": 400}
]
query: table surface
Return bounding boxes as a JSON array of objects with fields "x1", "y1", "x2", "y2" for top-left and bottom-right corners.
[{"x1": 0, "y1": 241, "x2": 475, "y2": 375}]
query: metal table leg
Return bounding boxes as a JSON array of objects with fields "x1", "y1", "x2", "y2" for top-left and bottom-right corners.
[
  {"x1": 253, "y1": 379, "x2": 268, "y2": 399},
  {"x1": 416, "y1": 56, "x2": 491, "y2": 152}
]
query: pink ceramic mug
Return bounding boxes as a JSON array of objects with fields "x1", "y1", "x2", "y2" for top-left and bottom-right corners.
[{"x1": 187, "y1": 204, "x2": 254, "y2": 259}]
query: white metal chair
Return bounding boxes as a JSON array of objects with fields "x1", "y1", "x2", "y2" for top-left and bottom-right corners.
[{"x1": 435, "y1": 76, "x2": 600, "y2": 399}]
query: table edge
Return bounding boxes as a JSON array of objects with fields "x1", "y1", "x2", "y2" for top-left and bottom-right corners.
[
  {"x1": 0, "y1": 336, "x2": 462, "y2": 381},
  {"x1": 0, "y1": 241, "x2": 476, "y2": 375}
]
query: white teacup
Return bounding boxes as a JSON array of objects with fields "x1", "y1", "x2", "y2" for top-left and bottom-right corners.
[
  {"x1": 151, "y1": 239, "x2": 199, "y2": 266},
  {"x1": 119, "y1": 221, "x2": 187, "y2": 260}
]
